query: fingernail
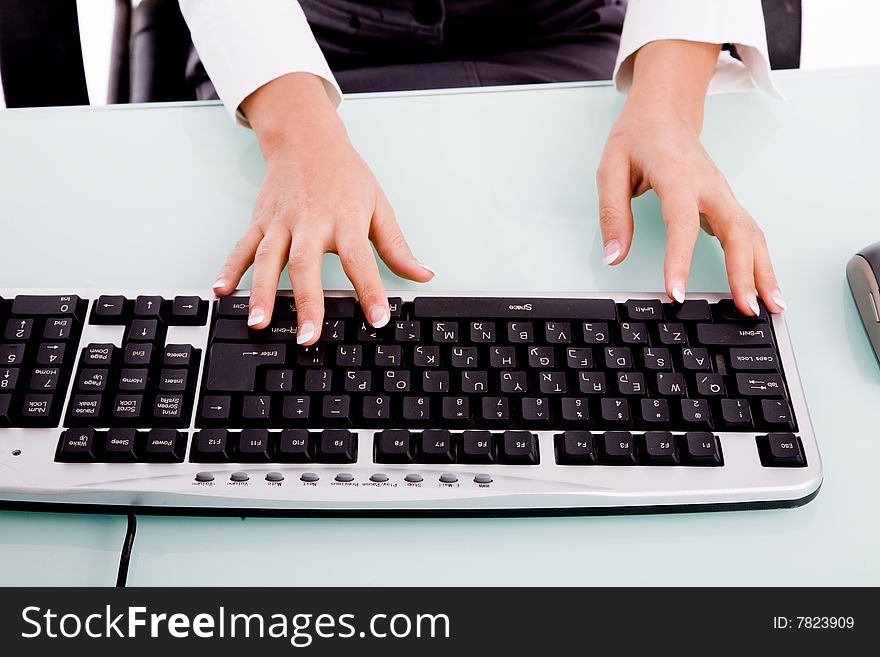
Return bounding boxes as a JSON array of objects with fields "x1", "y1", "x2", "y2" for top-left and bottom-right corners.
[
  {"x1": 296, "y1": 321, "x2": 315, "y2": 345},
  {"x1": 748, "y1": 296, "x2": 761, "y2": 317},
  {"x1": 416, "y1": 261, "x2": 437, "y2": 277},
  {"x1": 602, "y1": 240, "x2": 621, "y2": 265},
  {"x1": 369, "y1": 306, "x2": 390, "y2": 329},
  {"x1": 771, "y1": 290, "x2": 787, "y2": 311},
  {"x1": 247, "y1": 308, "x2": 265, "y2": 327},
  {"x1": 212, "y1": 279, "x2": 227, "y2": 290},
  {"x1": 671, "y1": 287, "x2": 686, "y2": 304}
]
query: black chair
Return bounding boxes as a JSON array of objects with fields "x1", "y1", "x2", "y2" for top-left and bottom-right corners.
[{"x1": 0, "y1": 0, "x2": 802, "y2": 108}]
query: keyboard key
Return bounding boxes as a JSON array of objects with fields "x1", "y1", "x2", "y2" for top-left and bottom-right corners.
[
  {"x1": 683, "y1": 432, "x2": 723, "y2": 465},
  {"x1": 143, "y1": 429, "x2": 186, "y2": 462},
  {"x1": 163, "y1": 344, "x2": 195, "y2": 368},
  {"x1": 417, "y1": 429, "x2": 455, "y2": 463},
  {"x1": 555, "y1": 431, "x2": 597, "y2": 465},
  {"x1": 545, "y1": 322, "x2": 572, "y2": 343},
  {"x1": 158, "y1": 369, "x2": 188, "y2": 392},
  {"x1": 656, "y1": 373, "x2": 686, "y2": 396},
  {"x1": 56, "y1": 428, "x2": 96, "y2": 462},
  {"x1": 621, "y1": 322, "x2": 649, "y2": 344},
  {"x1": 728, "y1": 347, "x2": 780, "y2": 371},
  {"x1": 643, "y1": 431, "x2": 679, "y2": 464},
  {"x1": 375, "y1": 429, "x2": 413, "y2": 463},
  {"x1": 200, "y1": 395, "x2": 232, "y2": 422},
  {"x1": 281, "y1": 396, "x2": 311, "y2": 422},
  {"x1": 1, "y1": 343, "x2": 26, "y2": 366},
  {"x1": 394, "y1": 321, "x2": 420, "y2": 342},
  {"x1": 696, "y1": 323, "x2": 773, "y2": 346},
  {"x1": 640, "y1": 398, "x2": 671, "y2": 425},
  {"x1": 715, "y1": 298, "x2": 768, "y2": 321},
  {"x1": 134, "y1": 295, "x2": 164, "y2": 318},
  {"x1": 625, "y1": 299, "x2": 662, "y2": 321},
  {"x1": 322, "y1": 395, "x2": 350, "y2": 422},
  {"x1": 604, "y1": 347, "x2": 632, "y2": 369},
  {"x1": 82, "y1": 343, "x2": 115, "y2": 367},
  {"x1": 205, "y1": 343, "x2": 286, "y2": 392},
  {"x1": 20, "y1": 394, "x2": 53, "y2": 423},
  {"x1": 666, "y1": 299, "x2": 710, "y2": 322},
  {"x1": 680, "y1": 398, "x2": 712, "y2": 429},
  {"x1": 36, "y1": 343, "x2": 65, "y2": 366},
  {"x1": 643, "y1": 347, "x2": 671, "y2": 371},
  {"x1": 736, "y1": 373, "x2": 786, "y2": 397},
  {"x1": 362, "y1": 396, "x2": 389, "y2": 422},
  {"x1": 12, "y1": 294, "x2": 82, "y2": 316},
  {"x1": 680, "y1": 347, "x2": 711, "y2": 371},
  {"x1": 470, "y1": 321, "x2": 496, "y2": 343},
  {"x1": 500, "y1": 430, "x2": 538, "y2": 464},
  {"x1": 69, "y1": 394, "x2": 102, "y2": 422},
  {"x1": 277, "y1": 429, "x2": 311, "y2": 462},
  {"x1": 658, "y1": 323, "x2": 687, "y2": 345},
  {"x1": 508, "y1": 322, "x2": 533, "y2": 343},
  {"x1": 600, "y1": 398, "x2": 631, "y2": 426},
  {"x1": 432, "y1": 321, "x2": 458, "y2": 342},
  {"x1": 601, "y1": 431, "x2": 637, "y2": 464},
  {"x1": 129, "y1": 319, "x2": 159, "y2": 342},
  {"x1": 241, "y1": 395, "x2": 271, "y2": 422},
  {"x1": 583, "y1": 322, "x2": 610, "y2": 344},
  {"x1": 113, "y1": 394, "x2": 143, "y2": 423},
  {"x1": 758, "y1": 433, "x2": 806, "y2": 467},
  {"x1": 316, "y1": 429, "x2": 357, "y2": 463},
  {"x1": 460, "y1": 430, "x2": 495, "y2": 464},
  {"x1": 29, "y1": 367, "x2": 60, "y2": 391},
  {"x1": 413, "y1": 297, "x2": 617, "y2": 320},
  {"x1": 5, "y1": 319, "x2": 32, "y2": 341},
  {"x1": 695, "y1": 374, "x2": 725, "y2": 397},
  {"x1": 482, "y1": 397, "x2": 510, "y2": 422},
  {"x1": 0, "y1": 368, "x2": 19, "y2": 392},
  {"x1": 237, "y1": 429, "x2": 271, "y2": 462},
  {"x1": 123, "y1": 343, "x2": 153, "y2": 367},
  {"x1": 217, "y1": 296, "x2": 250, "y2": 317},
  {"x1": 442, "y1": 396, "x2": 469, "y2": 423},
  {"x1": 720, "y1": 398, "x2": 752, "y2": 429},
  {"x1": 92, "y1": 295, "x2": 128, "y2": 324},
  {"x1": 104, "y1": 428, "x2": 137, "y2": 462},
  {"x1": 192, "y1": 428, "x2": 232, "y2": 462},
  {"x1": 43, "y1": 317, "x2": 75, "y2": 341},
  {"x1": 760, "y1": 399, "x2": 795, "y2": 429},
  {"x1": 170, "y1": 296, "x2": 207, "y2": 325}
]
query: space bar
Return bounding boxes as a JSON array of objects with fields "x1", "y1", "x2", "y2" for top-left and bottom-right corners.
[{"x1": 412, "y1": 297, "x2": 617, "y2": 320}]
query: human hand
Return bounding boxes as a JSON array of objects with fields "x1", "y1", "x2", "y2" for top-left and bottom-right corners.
[
  {"x1": 596, "y1": 40, "x2": 785, "y2": 316},
  {"x1": 211, "y1": 73, "x2": 435, "y2": 345}
]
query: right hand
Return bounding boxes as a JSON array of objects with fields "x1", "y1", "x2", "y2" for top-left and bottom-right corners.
[{"x1": 211, "y1": 74, "x2": 435, "y2": 345}]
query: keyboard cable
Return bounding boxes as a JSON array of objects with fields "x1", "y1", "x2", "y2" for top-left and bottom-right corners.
[{"x1": 115, "y1": 513, "x2": 138, "y2": 588}]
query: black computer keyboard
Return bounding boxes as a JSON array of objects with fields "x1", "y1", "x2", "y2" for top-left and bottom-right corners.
[{"x1": 0, "y1": 290, "x2": 821, "y2": 515}]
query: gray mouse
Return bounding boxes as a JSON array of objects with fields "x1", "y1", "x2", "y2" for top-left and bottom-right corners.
[{"x1": 847, "y1": 242, "x2": 880, "y2": 361}]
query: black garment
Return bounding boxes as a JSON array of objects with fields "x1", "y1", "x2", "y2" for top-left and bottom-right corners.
[{"x1": 188, "y1": 0, "x2": 626, "y2": 100}]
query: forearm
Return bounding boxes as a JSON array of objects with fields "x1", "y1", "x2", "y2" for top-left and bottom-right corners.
[
  {"x1": 241, "y1": 72, "x2": 347, "y2": 160},
  {"x1": 627, "y1": 40, "x2": 722, "y2": 132}
]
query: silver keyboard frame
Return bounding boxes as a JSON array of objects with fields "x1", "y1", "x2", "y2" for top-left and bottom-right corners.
[{"x1": 0, "y1": 289, "x2": 822, "y2": 515}]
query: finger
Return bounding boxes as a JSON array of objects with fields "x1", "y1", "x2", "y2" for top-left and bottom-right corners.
[
  {"x1": 658, "y1": 190, "x2": 700, "y2": 303},
  {"x1": 752, "y1": 229, "x2": 786, "y2": 313},
  {"x1": 213, "y1": 224, "x2": 264, "y2": 296},
  {"x1": 715, "y1": 220, "x2": 760, "y2": 317},
  {"x1": 370, "y1": 191, "x2": 435, "y2": 282},
  {"x1": 338, "y1": 237, "x2": 391, "y2": 328},
  {"x1": 247, "y1": 226, "x2": 291, "y2": 329},
  {"x1": 596, "y1": 155, "x2": 634, "y2": 265},
  {"x1": 287, "y1": 237, "x2": 326, "y2": 346}
]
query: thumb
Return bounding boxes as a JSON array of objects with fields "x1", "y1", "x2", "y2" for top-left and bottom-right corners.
[{"x1": 596, "y1": 156, "x2": 635, "y2": 265}]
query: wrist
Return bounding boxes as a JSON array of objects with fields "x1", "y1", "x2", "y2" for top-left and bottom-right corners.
[
  {"x1": 242, "y1": 72, "x2": 347, "y2": 160},
  {"x1": 627, "y1": 40, "x2": 721, "y2": 133}
]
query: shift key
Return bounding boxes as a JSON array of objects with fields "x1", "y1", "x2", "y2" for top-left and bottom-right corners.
[
  {"x1": 696, "y1": 323, "x2": 773, "y2": 346},
  {"x1": 206, "y1": 343, "x2": 286, "y2": 392}
]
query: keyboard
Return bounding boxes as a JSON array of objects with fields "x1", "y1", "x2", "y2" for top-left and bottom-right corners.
[{"x1": 0, "y1": 289, "x2": 821, "y2": 515}]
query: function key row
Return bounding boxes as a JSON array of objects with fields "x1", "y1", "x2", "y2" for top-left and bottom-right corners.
[
  {"x1": 555, "y1": 431, "x2": 724, "y2": 466},
  {"x1": 192, "y1": 428, "x2": 357, "y2": 463},
  {"x1": 375, "y1": 429, "x2": 538, "y2": 465}
]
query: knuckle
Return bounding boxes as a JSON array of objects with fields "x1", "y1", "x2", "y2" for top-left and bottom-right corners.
[
  {"x1": 338, "y1": 245, "x2": 373, "y2": 272},
  {"x1": 598, "y1": 206, "x2": 625, "y2": 232}
]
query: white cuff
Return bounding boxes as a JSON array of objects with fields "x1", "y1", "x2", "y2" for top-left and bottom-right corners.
[
  {"x1": 613, "y1": 0, "x2": 783, "y2": 98},
  {"x1": 179, "y1": 0, "x2": 343, "y2": 127}
]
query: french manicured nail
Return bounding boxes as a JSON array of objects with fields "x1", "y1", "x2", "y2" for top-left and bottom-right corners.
[
  {"x1": 771, "y1": 291, "x2": 787, "y2": 311},
  {"x1": 671, "y1": 286, "x2": 686, "y2": 304},
  {"x1": 247, "y1": 307, "x2": 265, "y2": 327},
  {"x1": 296, "y1": 321, "x2": 315, "y2": 345},
  {"x1": 212, "y1": 279, "x2": 227, "y2": 290},
  {"x1": 369, "y1": 306, "x2": 390, "y2": 328},
  {"x1": 602, "y1": 240, "x2": 621, "y2": 265},
  {"x1": 748, "y1": 296, "x2": 761, "y2": 316},
  {"x1": 417, "y1": 261, "x2": 437, "y2": 277}
]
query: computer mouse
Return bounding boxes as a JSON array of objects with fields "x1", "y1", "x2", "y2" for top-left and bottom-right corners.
[{"x1": 847, "y1": 241, "x2": 880, "y2": 362}]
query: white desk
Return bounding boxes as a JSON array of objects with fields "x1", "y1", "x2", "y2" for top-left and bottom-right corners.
[{"x1": 1, "y1": 70, "x2": 878, "y2": 585}]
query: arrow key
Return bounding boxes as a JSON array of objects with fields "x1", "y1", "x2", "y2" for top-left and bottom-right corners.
[
  {"x1": 170, "y1": 296, "x2": 207, "y2": 325},
  {"x1": 128, "y1": 319, "x2": 159, "y2": 343},
  {"x1": 92, "y1": 295, "x2": 128, "y2": 324},
  {"x1": 134, "y1": 295, "x2": 164, "y2": 318}
]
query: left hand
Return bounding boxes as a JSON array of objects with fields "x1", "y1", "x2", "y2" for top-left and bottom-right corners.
[{"x1": 596, "y1": 41, "x2": 786, "y2": 316}]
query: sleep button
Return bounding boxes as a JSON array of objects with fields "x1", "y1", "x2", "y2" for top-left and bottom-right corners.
[{"x1": 194, "y1": 472, "x2": 214, "y2": 483}]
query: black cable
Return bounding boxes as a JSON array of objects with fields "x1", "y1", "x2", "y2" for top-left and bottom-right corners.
[{"x1": 115, "y1": 513, "x2": 138, "y2": 588}]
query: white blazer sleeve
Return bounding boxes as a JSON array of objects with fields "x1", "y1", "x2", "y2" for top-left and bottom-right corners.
[
  {"x1": 179, "y1": 0, "x2": 343, "y2": 127},
  {"x1": 613, "y1": 0, "x2": 782, "y2": 97}
]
